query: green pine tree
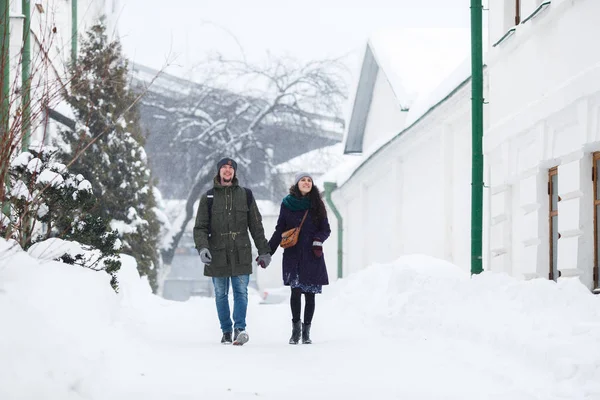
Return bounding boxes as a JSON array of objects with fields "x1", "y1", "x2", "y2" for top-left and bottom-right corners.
[{"x1": 57, "y1": 21, "x2": 161, "y2": 291}]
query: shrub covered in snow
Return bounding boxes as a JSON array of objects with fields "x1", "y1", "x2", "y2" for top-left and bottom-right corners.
[{"x1": 1, "y1": 143, "x2": 122, "y2": 290}]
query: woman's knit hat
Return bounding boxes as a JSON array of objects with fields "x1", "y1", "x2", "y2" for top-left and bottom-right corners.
[{"x1": 295, "y1": 171, "x2": 313, "y2": 185}]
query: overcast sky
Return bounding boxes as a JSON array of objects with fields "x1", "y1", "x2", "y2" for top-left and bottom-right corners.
[{"x1": 117, "y1": 0, "x2": 476, "y2": 80}]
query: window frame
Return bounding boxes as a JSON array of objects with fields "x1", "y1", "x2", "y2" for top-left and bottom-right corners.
[
  {"x1": 593, "y1": 153, "x2": 600, "y2": 289},
  {"x1": 548, "y1": 167, "x2": 559, "y2": 281}
]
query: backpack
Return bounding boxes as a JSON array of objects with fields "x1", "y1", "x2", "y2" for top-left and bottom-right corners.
[{"x1": 206, "y1": 187, "x2": 253, "y2": 236}]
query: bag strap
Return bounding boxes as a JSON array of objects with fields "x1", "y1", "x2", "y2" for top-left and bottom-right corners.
[{"x1": 298, "y1": 210, "x2": 309, "y2": 230}]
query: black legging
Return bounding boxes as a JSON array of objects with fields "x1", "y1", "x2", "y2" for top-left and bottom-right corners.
[{"x1": 290, "y1": 288, "x2": 315, "y2": 324}]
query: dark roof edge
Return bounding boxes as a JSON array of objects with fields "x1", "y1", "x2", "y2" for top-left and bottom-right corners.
[
  {"x1": 343, "y1": 43, "x2": 379, "y2": 154},
  {"x1": 47, "y1": 107, "x2": 76, "y2": 131}
]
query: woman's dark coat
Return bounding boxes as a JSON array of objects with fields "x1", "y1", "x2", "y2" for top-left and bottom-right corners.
[{"x1": 268, "y1": 203, "x2": 331, "y2": 286}]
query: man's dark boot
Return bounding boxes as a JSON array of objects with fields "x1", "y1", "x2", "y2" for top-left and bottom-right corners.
[
  {"x1": 221, "y1": 331, "x2": 232, "y2": 344},
  {"x1": 302, "y1": 323, "x2": 312, "y2": 344},
  {"x1": 289, "y1": 320, "x2": 301, "y2": 345}
]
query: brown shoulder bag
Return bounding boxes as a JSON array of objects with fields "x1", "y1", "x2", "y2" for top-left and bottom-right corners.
[{"x1": 280, "y1": 210, "x2": 309, "y2": 249}]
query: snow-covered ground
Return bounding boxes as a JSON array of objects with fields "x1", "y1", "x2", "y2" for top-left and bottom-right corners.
[{"x1": 1, "y1": 238, "x2": 599, "y2": 400}]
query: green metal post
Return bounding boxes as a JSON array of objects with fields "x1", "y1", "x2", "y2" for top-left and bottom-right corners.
[
  {"x1": 470, "y1": 0, "x2": 484, "y2": 275},
  {"x1": 1, "y1": 0, "x2": 9, "y2": 214},
  {"x1": 22, "y1": 0, "x2": 30, "y2": 150},
  {"x1": 324, "y1": 182, "x2": 343, "y2": 279},
  {"x1": 71, "y1": 0, "x2": 77, "y2": 64},
  {"x1": 20, "y1": 0, "x2": 32, "y2": 244},
  {"x1": 1, "y1": 0, "x2": 9, "y2": 136}
]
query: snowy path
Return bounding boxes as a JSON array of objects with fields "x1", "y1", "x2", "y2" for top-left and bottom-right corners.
[
  {"x1": 93, "y1": 302, "x2": 530, "y2": 400},
  {"x1": 2, "y1": 252, "x2": 600, "y2": 400},
  {"x1": 90, "y1": 288, "x2": 594, "y2": 400}
]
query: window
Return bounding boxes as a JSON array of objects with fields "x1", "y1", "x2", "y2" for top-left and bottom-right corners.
[
  {"x1": 507, "y1": 0, "x2": 549, "y2": 26},
  {"x1": 493, "y1": 0, "x2": 520, "y2": 47},
  {"x1": 502, "y1": 0, "x2": 521, "y2": 29},
  {"x1": 593, "y1": 153, "x2": 600, "y2": 289},
  {"x1": 548, "y1": 167, "x2": 559, "y2": 281}
]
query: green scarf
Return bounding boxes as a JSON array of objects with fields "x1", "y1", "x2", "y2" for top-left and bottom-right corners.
[{"x1": 282, "y1": 194, "x2": 310, "y2": 211}]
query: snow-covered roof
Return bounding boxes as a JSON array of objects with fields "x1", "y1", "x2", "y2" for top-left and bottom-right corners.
[
  {"x1": 324, "y1": 57, "x2": 481, "y2": 189},
  {"x1": 275, "y1": 143, "x2": 347, "y2": 175},
  {"x1": 404, "y1": 56, "x2": 472, "y2": 127},
  {"x1": 343, "y1": 27, "x2": 470, "y2": 154},
  {"x1": 370, "y1": 27, "x2": 470, "y2": 110}
]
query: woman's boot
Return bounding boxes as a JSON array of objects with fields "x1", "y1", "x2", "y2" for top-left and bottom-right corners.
[
  {"x1": 289, "y1": 320, "x2": 301, "y2": 344},
  {"x1": 302, "y1": 323, "x2": 312, "y2": 344}
]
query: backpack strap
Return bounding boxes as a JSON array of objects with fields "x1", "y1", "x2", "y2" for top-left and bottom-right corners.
[
  {"x1": 244, "y1": 187, "x2": 253, "y2": 210},
  {"x1": 206, "y1": 188, "x2": 214, "y2": 237},
  {"x1": 206, "y1": 187, "x2": 254, "y2": 237}
]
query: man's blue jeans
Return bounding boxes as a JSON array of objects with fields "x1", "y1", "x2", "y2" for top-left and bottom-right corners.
[{"x1": 212, "y1": 275, "x2": 249, "y2": 333}]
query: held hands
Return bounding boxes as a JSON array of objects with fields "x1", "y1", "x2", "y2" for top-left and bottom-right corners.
[
  {"x1": 198, "y1": 248, "x2": 212, "y2": 264},
  {"x1": 312, "y1": 240, "x2": 323, "y2": 258},
  {"x1": 256, "y1": 253, "x2": 272, "y2": 269}
]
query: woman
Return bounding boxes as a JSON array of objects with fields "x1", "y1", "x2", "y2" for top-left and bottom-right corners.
[{"x1": 268, "y1": 172, "x2": 331, "y2": 344}]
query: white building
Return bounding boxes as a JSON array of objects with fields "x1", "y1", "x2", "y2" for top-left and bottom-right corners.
[
  {"x1": 486, "y1": 0, "x2": 600, "y2": 290},
  {"x1": 5, "y1": 0, "x2": 120, "y2": 142},
  {"x1": 325, "y1": 0, "x2": 600, "y2": 292},
  {"x1": 323, "y1": 28, "x2": 473, "y2": 278}
]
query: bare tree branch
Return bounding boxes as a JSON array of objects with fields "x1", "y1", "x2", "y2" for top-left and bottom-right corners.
[{"x1": 157, "y1": 52, "x2": 348, "y2": 266}]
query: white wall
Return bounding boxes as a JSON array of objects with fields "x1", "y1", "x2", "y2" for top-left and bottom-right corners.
[
  {"x1": 486, "y1": 0, "x2": 600, "y2": 289},
  {"x1": 21, "y1": 0, "x2": 117, "y2": 79},
  {"x1": 333, "y1": 81, "x2": 473, "y2": 276},
  {"x1": 331, "y1": 0, "x2": 600, "y2": 290},
  {"x1": 361, "y1": 68, "x2": 408, "y2": 154},
  {"x1": 487, "y1": 0, "x2": 600, "y2": 140},
  {"x1": 7, "y1": 0, "x2": 118, "y2": 145}
]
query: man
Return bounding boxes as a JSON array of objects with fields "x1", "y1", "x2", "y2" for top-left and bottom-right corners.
[{"x1": 193, "y1": 157, "x2": 272, "y2": 345}]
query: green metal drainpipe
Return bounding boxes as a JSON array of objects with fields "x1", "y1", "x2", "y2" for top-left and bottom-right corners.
[
  {"x1": 22, "y1": 0, "x2": 31, "y2": 150},
  {"x1": 324, "y1": 182, "x2": 343, "y2": 279},
  {"x1": 71, "y1": 0, "x2": 77, "y2": 65},
  {"x1": 470, "y1": 0, "x2": 484, "y2": 275}
]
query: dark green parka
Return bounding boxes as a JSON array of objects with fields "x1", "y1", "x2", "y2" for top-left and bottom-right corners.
[{"x1": 193, "y1": 176, "x2": 271, "y2": 277}]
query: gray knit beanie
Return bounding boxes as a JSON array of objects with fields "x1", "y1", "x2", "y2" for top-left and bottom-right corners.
[{"x1": 295, "y1": 171, "x2": 313, "y2": 185}]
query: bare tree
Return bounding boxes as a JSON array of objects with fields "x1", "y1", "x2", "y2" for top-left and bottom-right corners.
[{"x1": 157, "y1": 52, "x2": 348, "y2": 269}]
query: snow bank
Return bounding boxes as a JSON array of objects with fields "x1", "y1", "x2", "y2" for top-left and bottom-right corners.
[
  {"x1": 2, "y1": 240, "x2": 600, "y2": 399},
  {"x1": 28, "y1": 238, "x2": 105, "y2": 268},
  {"x1": 324, "y1": 254, "x2": 600, "y2": 398},
  {"x1": 0, "y1": 239, "x2": 162, "y2": 399},
  {"x1": 0, "y1": 239, "x2": 119, "y2": 399}
]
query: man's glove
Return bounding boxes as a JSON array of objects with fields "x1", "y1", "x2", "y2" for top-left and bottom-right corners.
[
  {"x1": 198, "y1": 248, "x2": 212, "y2": 264},
  {"x1": 312, "y1": 240, "x2": 323, "y2": 258},
  {"x1": 256, "y1": 253, "x2": 272, "y2": 268}
]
